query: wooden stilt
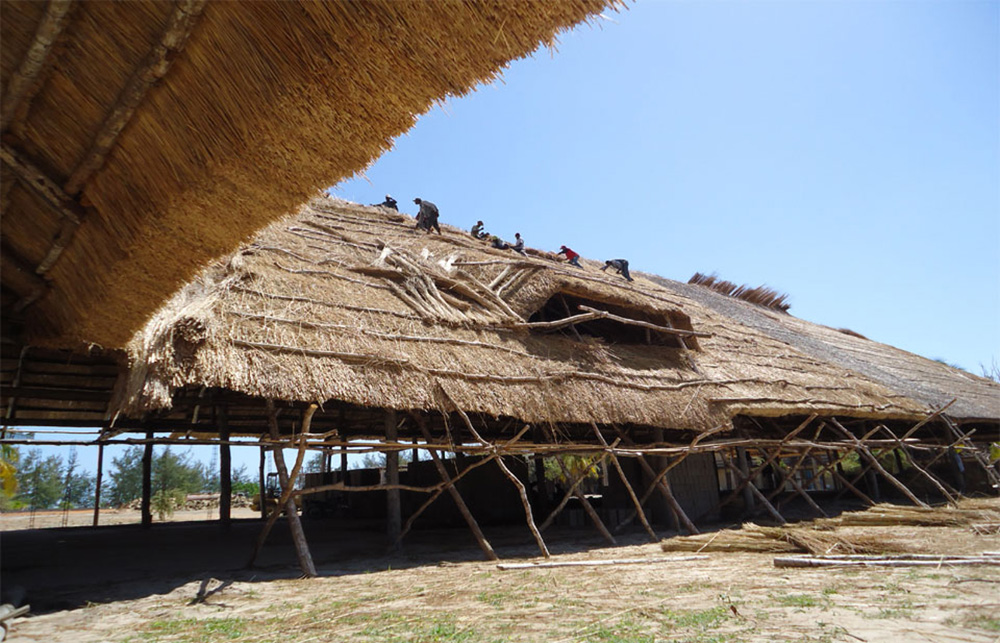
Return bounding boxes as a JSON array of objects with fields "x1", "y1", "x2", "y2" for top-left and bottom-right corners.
[
  {"x1": 218, "y1": 405, "x2": 232, "y2": 528},
  {"x1": 92, "y1": 443, "x2": 104, "y2": 526},
  {"x1": 141, "y1": 432, "x2": 153, "y2": 529},
  {"x1": 385, "y1": 410, "x2": 402, "y2": 552},
  {"x1": 873, "y1": 424, "x2": 958, "y2": 504},
  {"x1": 829, "y1": 419, "x2": 929, "y2": 508},
  {"x1": 414, "y1": 418, "x2": 498, "y2": 561},
  {"x1": 611, "y1": 426, "x2": 700, "y2": 535},
  {"x1": 721, "y1": 453, "x2": 786, "y2": 524},
  {"x1": 539, "y1": 441, "x2": 618, "y2": 531},
  {"x1": 258, "y1": 443, "x2": 267, "y2": 519},
  {"x1": 251, "y1": 401, "x2": 317, "y2": 577},
  {"x1": 592, "y1": 423, "x2": 657, "y2": 542},
  {"x1": 447, "y1": 402, "x2": 549, "y2": 557}
]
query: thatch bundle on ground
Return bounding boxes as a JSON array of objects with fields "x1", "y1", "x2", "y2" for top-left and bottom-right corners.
[
  {"x1": 661, "y1": 499, "x2": 1000, "y2": 555},
  {"x1": 1, "y1": 0, "x2": 617, "y2": 349}
]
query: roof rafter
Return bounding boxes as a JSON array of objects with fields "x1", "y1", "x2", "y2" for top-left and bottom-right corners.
[
  {"x1": 0, "y1": 0, "x2": 74, "y2": 131},
  {"x1": 63, "y1": 0, "x2": 207, "y2": 196}
]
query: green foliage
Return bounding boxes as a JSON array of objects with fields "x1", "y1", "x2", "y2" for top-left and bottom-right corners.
[
  {"x1": 151, "y1": 488, "x2": 185, "y2": 520},
  {"x1": 544, "y1": 455, "x2": 600, "y2": 485},
  {"x1": 107, "y1": 446, "x2": 145, "y2": 506},
  {"x1": 353, "y1": 450, "x2": 414, "y2": 470},
  {"x1": 60, "y1": 448, "x2": 95, "y2": 509},
  {"x1": 231, "y1": 464, "x2": 259, "y2": 497},
  {"x1": 107, "y1": 446, "x2": 221, "y2": 507},
  {"x1": 0, "y1": 443, "x2": 19, "y2": 509},
  {"x1": 15, "y1": 448, "x2": 65, "y2": 509}
]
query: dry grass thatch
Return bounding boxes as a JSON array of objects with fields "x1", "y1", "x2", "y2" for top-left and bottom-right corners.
[
  {"x1": 108, "y1": 196, "x2": 965, "y2": 431},
  {"x1": 661, "y1": 499, "x2": 1000, "y2": 555},
  {"x1": 688, "y1": 272, "x2": 791, "y2": 313},
  {"x1": 0, "y1": 0, "x2": 618, "y2": 349}
]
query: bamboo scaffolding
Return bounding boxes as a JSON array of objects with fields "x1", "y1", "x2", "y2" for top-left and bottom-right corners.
[{"x1": 828, "y1": 418, "x2": 930, "y2": 508}]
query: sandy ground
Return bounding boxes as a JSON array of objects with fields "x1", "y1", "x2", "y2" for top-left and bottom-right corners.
[
  {"x1": 2, "y1": 506, "x2": 999, "y2": 643},
  {"x1": 0, "y1": 507, "x2": 260, "y2": 531}
]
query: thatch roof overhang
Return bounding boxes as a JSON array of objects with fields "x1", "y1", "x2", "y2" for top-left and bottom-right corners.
[
  {"x1": 104, "y1": 197, "x2": 999, "y2": 443},
  {"x1": 0, "y1": 0, "x2": 616, "y2": 350}
]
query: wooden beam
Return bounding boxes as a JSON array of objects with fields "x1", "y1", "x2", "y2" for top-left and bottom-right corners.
[
  {"x1": 218, "y1": 405, "x2": 231, "y2": 528},
  {"x1": 592, "y1": 423, "x2": 657, "y2": 542},
  {"x1": 0, "y1": 143, "x2": 82, "y2": 224},
  {"x1": 385, "y1": 410, "x2": 401, "y2": 551},
  {"x1": 721, "y1": 453, "x2": 786, "y2": 524},
  {"x1": 92, "y1": 442, "x2": 104, "y2": 526},
  {"x1": 828, "y1": 419, "x2": 929, "y2": 509},
  {"x1": 414, "y1": 416, "x2": 497, "y2": 561},
  {"x1": 141, "y1": 433, "x2": 153, "y2": 529},
  {"x1": 63, "y1": 0, "x2": 207, "y2": 196},
  {"x1": 577, "y1": 305, "x2": 712, "y2": 338},
  {"x1": 252, "y1": 401, "x2": 316, "y2": 577},
  {"x1": 0, "y1": 0, "x2": 74, "y2": 130}
]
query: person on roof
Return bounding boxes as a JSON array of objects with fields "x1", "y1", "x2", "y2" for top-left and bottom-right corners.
[
  {"x1": 600, "y1": 258, "x2": 633, "y2": 282},
  {"x1": 510, "y1": 232, "x2": 526, "y2": 256},
  {"x1": 471, "y1": 220, "x2": 488, "y2": 239},
  {"x1": 557, "y1": 245, "x2": 582, "y2": 268},
  {"x1": 373, "y1": 195, "x2": 398, "y2": 211},
  {"x1": 413, "y1": 198, "x2": 441, "y2": 234}
]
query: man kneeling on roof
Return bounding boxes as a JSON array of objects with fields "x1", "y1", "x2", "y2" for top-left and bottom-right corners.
[
  {"x1": 413, "y1": 198, "x2": 441, "y2": 234},
  {"x1": 600, "y1": 258, "x2": 633, "y2": 282},
  {"x1": 557, "y1": 245, "x2": 582, "y2": 268},
  {"x1": 373, "y1": 194, "x2": 397, "y2": 210},
  {"x1": 471, "y1": 220, "x2": 488, "y2": 239}
]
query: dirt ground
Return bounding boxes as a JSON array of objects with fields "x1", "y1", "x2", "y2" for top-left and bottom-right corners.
[
  {"x1": 0, "y1": 507, "x2": 261, "y2": 531},
  {"x1": 3, "y1": 505, "x2": 999, "y2": 643}
]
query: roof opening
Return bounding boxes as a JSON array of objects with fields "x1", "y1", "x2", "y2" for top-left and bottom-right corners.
[{"x1": 527, "y1": 293, "x2": 700, "y2": 350}]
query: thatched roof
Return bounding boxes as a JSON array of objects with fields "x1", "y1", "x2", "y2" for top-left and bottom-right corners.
[
  {"x1": 0, "y1": 0, "x2": 614, "y2": 350},
  {"x1": 111, "y1": 197, "x2": 1000, "y2": 434}
]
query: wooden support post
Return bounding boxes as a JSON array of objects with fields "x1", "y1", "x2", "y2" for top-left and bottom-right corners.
[
  {"x1": 721, "y1": 454, "x2": 786, "y2": 524},
  {"x1": 258, "y1": 444, "x2": 267, "y2": 519},
  {"x1": 547, "y1": 441, "x2": 615, "y2": 545},
  {"x1": 412, "y1": 438, "x2": 419, "y2": 465},
  {"x1": 611, "y1": 426, "x2": 700, "y2": 535},
  {"x1": 873, "y1": 423, "x2": 958, "y2": 504},
  {"x1": 942, "y1": 416, "x2": 1000, "y2": 491},
  {"x1": 141, "y1": 432, "x2": 153, "y2": 529},
  {"x1": 92, "y1": 443, "x2": 104, "y2": 527},
  {"x1": 592, "y1": 424, "x2": 657, "y2": 542},
  {"x1": 736, "y1": 447, "x2": 755, "y2": 512},
  {"x1": 254, "y1": 401, "x2": 317, "y2": 577},
  {"x1": 219, "y1": 405, "x2": 232, "y2": 528},
  {"x1": 865, "y1": 464, "x2": 881, "y2": 502},
  {"x1": 436, "y1": 388, "x2": 549, "y2": 557},
  {"x1": 385, "y1": 410, "x2": 402, "y2": 552},
  {"x1": 539, "y1": 441, "x2": 618, "y2": 531},
  {"x1": 829, "y1": 419, "x2": 928, "y2": 508},
  {"x1": 414, "y1": 418, "x2": 497, "y2": 560}
]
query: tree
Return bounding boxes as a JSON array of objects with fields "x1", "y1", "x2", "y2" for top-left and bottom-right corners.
[
  {"x1": 107, "y1": 446, "x2": 144, "y2": 506},
  {"x1": 0, "y1": 443, "x2": 19, "y2": 510},
  {"x1": 152, "y1": 447, "x2": 201, "y2": 495},
  {"x1": 231, "y1": 464, "x2": 258, "y2": 497},
  {"x1": 353, "y1": 450, "x2": 413, "y2": 470},
  {"x1": 61, "y1": 448, "x2": 95, "y2": 509},
  {"x1": 16, "y1": 449, "x2": 64, "y2": 509}
]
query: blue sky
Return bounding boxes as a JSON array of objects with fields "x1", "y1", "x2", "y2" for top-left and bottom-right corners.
[{"x1": 25, "y1": 1, "x2": 1000, "y2": 479}]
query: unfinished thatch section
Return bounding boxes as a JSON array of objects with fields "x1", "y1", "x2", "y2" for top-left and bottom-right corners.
[
  {"x1": 0, "y1": 0, "x2": 616, "y2": 350},
  {"x1": 112, "y1": 196, "x2": 985, "y2": 436}
]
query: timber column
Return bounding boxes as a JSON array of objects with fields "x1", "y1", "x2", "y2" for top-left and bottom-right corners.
[{"x1": 385, "y1": 410, "x2": 402, "y2": 551}]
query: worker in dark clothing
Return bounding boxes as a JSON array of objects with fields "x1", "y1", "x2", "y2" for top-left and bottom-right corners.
[
  {"x1": 557, "y1": 245, "x2": 582, "y2": 268},
  {"x1": 510, "y1": 232, "x2": 526, "y2": 256},
  {"x1": 413, "y1": 198, "x2": 441, "y2": 234},
  {"x1": 600, "y1": 259, "x2": 633, "y2": 282},
  {"x1": 373, "y1": 195, "x2": 398, "y2": 210},
  {"x1": 471, "y1": 220, "x2": 487, "y2": 239}
]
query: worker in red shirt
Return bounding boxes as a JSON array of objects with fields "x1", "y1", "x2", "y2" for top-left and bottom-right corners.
[{"x1": 557, "y1": 245, "x2": 582, "y2": 268}]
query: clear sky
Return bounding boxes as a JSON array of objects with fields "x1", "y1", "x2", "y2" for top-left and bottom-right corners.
[{"x1": 24, "y1": 0, "x2": 1000, "y2": 479}]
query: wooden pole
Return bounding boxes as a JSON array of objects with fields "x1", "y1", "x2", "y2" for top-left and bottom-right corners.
[
  {"x1": 545, "y1": 428, "x2": 615, "y2": 546},
  {"x1": 539, "y1": 440, "x2": 617, "y2": 531},
  {"x1": 385, "y1": 410, "x2": 402, "y2": 552},
  {"x1": 256, "y1": 400, "x2": 317, "y2": 577},
  {"x1": 611, "y1": 426, "x2": 700, "y2": 535},
  {"x1": 219, "y1": 405, "x2": 232, "y2": 528},
  {"x1": 592, "y1": 423, "x2": 657, "y2": 542},
  {"x1": 92, "y1": 443, "x2": 104, "y2": 526},
  {"x1": 873, "y1": 424, "x2": 957, "y2": 505},
  {"x1": 828, "y1": 419, "x2": 928, "y2": 508},
  {"x1": 414, "y1": 419, "x2": 497, "y2": 561},
  {"x1": 141, "y1": 432, "x2": 153, "y2": 529},
  {"x1": 258, "y1": 444, "x2": 267, "y2": 519},
  {"x1": 440, "y1": 390, "x2": 550, "y2": 558},
  {"x1": 736, "y1": 447, "x2": 756, "y2": 512},
  {"x1": 721, "y1": 454, "x2": 786, "y2": 524}
]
